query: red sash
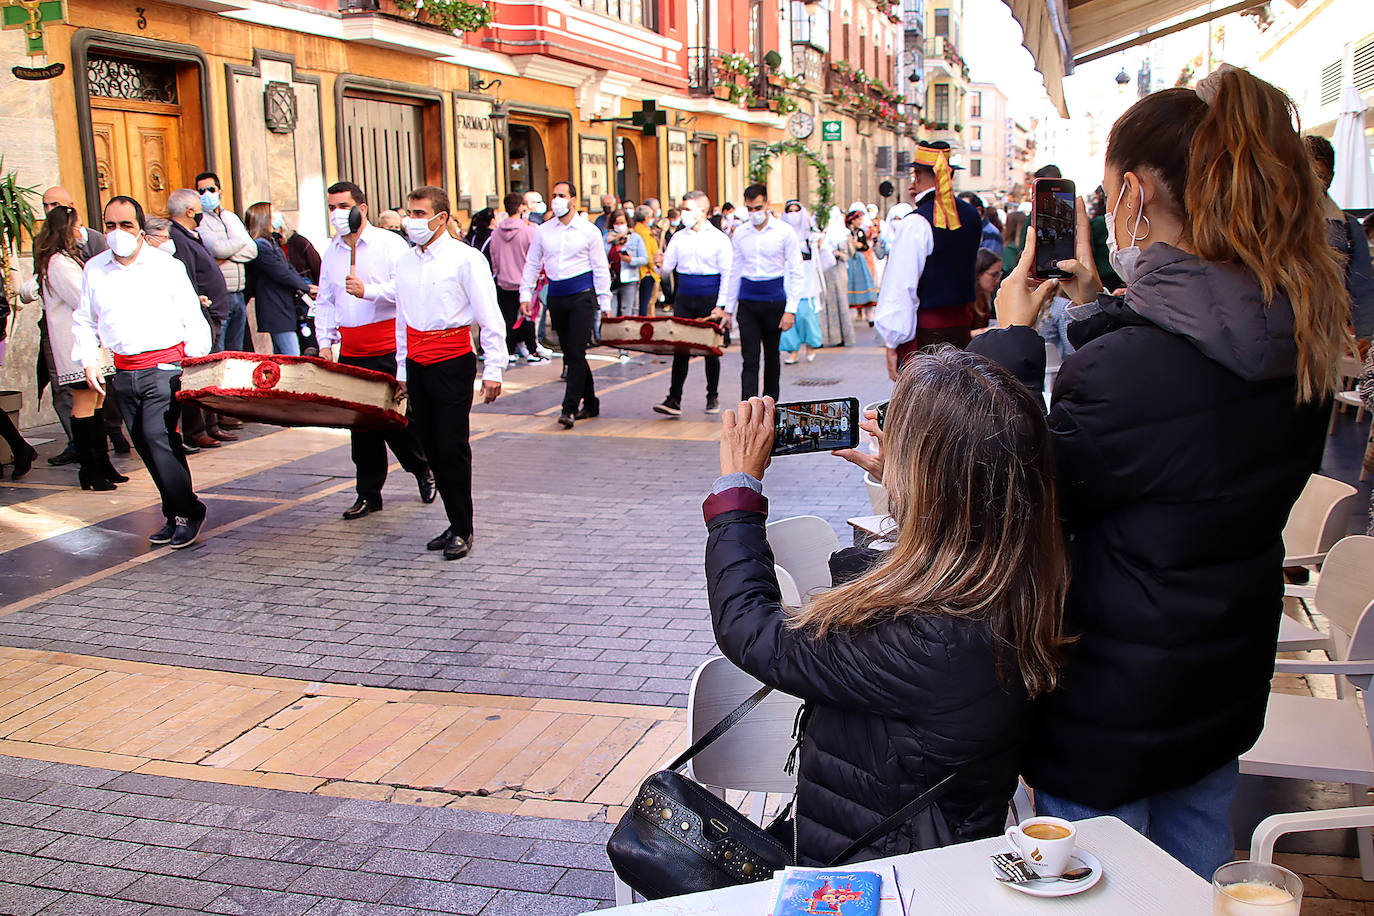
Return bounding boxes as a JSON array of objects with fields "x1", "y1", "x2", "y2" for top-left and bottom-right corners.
[
  {"x1": 915, "y1": 302, "x2": 974, "y2": 329},
  {"x1": 112, "y1": 343, "x2": 185, "y2": 371},
  {"x1": 339, "y1": 320, "x2": 396, "y2": 358},
  {"x1": 406, "y1": 326, "x2": 473, "y2": 365}
]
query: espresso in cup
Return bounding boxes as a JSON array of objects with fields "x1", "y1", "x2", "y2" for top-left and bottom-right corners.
[{"x1": 1006, "y1": 816, "x2": 1077, "y2": 878}]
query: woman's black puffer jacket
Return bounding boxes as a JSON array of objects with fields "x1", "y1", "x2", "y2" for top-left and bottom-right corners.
[{"x1": 704, "y1": 490, "x2": 1029, "y2": 866}]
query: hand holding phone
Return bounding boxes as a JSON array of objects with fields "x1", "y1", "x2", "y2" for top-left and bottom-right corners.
[
  {"x1": 771, "y1": 398, "x2": 860, "y2": 457},
  {"x1": 1031, "y1": 178, "x2": 1077, "y2": 281}
]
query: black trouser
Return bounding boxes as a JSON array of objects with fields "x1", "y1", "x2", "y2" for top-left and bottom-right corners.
[
  {"x1": 38, "y1": 319, "x2": 73, "y2": 446},
  {"x1": 112, "y1": 367, "x2": 204, "y2": 523},
  {"x1": 548, "y1": 291, "x2": 598, "y2": 416},
  {"x1": 182, "y1": 313, "x2": 222, "y2": 439},
  {"x1": 407, "y1": 353, "x2": 476, "y2": 539},
  {"x1": 496, "y1": 286, "x2": 537, "y2": 356},
  {"x1": 667, "y1": 294, "x2": 720, "y2": 404},
  {"x1": 338, "y1": 351, "x2": 429, "y2": 503},
  {"x1": 736, "y1": 298, "x2": 786, "y2": 401}
]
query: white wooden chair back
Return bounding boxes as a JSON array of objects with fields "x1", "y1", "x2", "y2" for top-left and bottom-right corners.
[
  {"x1": 864, "y1": 473, "x2": 889, "y2": 516},
  {"x1": 685, "y1": 657, "x2": 802, "y2": 804},
  {"x1": 1315, "y1": 536, "x2": 1374, "y2": 643},
  {"x1": 766, "y1": 515, "x2": 841, "y2": 602},
  {"x1": 775, "y1": 565, "x2": 802, "y2": 609},
  {"x1": 1282, "y1": 475, "x2": 1360, "y2": 566}
]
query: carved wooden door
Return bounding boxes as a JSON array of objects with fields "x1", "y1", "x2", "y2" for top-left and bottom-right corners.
[{"x1": 88, "y1": 107, "x2": 183, "y2": 218}]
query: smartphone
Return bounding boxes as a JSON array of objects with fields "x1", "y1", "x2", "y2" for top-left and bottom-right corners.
[
  {"x1": 772, "y1": 398, "x2": 860, "y2": 456},
  {"x1": 874, "y1": 400, "x2": 889, "y2": 431},
  {"x1": 1031, "y1": 177, "x2": 1076, "y2": 280}
]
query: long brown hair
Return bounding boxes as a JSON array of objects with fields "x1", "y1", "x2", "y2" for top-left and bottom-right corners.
[
  {"x1": 1002, "y1": 210, "x2": 1026, "y2": 246},
  {"x1": 1106, "y1": 69, "x2": 1348, "y2": 402},
  {"x1": 793, "y1": 349, "x2": 1070, "y2": 697},
  {"x1": 33, "y1": 206, "x2": 83, "y2": 295},
  {"x1": 973, "y1": 247, "x2": 1001, "y2": 325},
  {"x1": 244, "y1": 201, "x2": 273, "y2": 241}
]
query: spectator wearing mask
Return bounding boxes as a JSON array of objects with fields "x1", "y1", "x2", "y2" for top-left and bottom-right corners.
[
  {"x1": 193, "y1": 172, "x2": 257, "y2": 352},
  {"x1": 267, "y1": 212, "x2": 321, "y2": 285},
  {"x1": 779, "y1": 200, "x2": 823, "y2": 364},
  {"x1": 969, "y1": 65, "x2": 1350, "y2": 878},
  {"x1": 244, "y1": 202, "x2": 316, "y2": 356},
  {"x1": 594, "y1": 193, "x2": 619, "y2": 232},
  {"x1": 376, "y1": 210, "x2": 405, "y2": 238},
  {"x1": 490, "y1": 192, "x2": 546, "y2": 363},
  {"x1": 605, "y1": 208, "x2": 648, "y2": 319},
  {"x1": 522, "y1": 190, "x2": 547, "y2": 225},
  {"x1": 632, "y1": 205, "x2": 660, "y2": 316},
  {"x1": 466, "y1": 208, "x2": 496, "y2": 258},
  {"x1": 708, "y1": 350, "x2": 1069, "y2": 865}
]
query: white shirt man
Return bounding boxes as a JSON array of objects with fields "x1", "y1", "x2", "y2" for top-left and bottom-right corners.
[
  {"x1": 721, "y1": 187, "x2": 803, "y2": 401},
  {"x1": 71, "y1": 197, "x2": 211, "y2": 548},
  {"x1": 518, "y1": 180, "x2": 611, "y2": 428},
  {"x1": 315, "y1": 181, "x2": 433, "y2": 521},
  {"x1": 652, "y1": 195, "x2": 733, "y2": 416},
  {"x1": 393, "y1": 186, "x2": 506, "y2": 560},
  {"x1": 873, "y1": 187, "x2": 936, "y2": 354}
]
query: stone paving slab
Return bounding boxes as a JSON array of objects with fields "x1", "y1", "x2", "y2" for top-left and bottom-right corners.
[{"x1": 0, "y1": 755, "x2": 614, "y2": 915}]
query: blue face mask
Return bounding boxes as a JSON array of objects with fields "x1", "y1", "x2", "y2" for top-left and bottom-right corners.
[{"x1": 199, "y1": 189, "x2": 221, "y2": 212}]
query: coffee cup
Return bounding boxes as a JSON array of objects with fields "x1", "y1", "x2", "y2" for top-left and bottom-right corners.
[{"x1": 1005, "y1": 816, "x2": 1077, "y2": 878}]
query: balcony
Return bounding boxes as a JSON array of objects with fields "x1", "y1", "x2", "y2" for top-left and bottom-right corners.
[
  {"x1": 924, "y1": 36, "x2": 968, "y2": 81},
  {"x1": 687, "y1": 46, "x2": 719, "y2": 97}
]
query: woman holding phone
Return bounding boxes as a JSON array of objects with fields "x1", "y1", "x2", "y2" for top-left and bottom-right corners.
[
  {"x1": 969, "y1": 65, "x2": 1349, "y2": 878},
  {"x1": 703, "y1": 351, "x2": 1069, "y2": 866}
]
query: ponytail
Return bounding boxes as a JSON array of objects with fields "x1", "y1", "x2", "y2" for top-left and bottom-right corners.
[{"x1": 1108, "y1": 68, "x2": 1349, "y2": 402}]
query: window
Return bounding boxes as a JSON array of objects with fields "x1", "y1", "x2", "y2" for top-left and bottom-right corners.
[
  {"x1": 969, "y1": 90, "x2": 981, "y2": 118},
  {"x1": 790, "y1": 0, "x2": 811, "y2": 45},
  {"x1": 933, "y1": 82, "x2": 949, "y2": 124},
  {"x1": 934, "y1": 8, "x2": 948, "y2": 38},
  {"x1": 1320, "y1": 60, "x2": 1341, "y2": 106},
  {"x1": 970, "y1": 125, "x2": 981, "y2": 151},
  {"x1": 970, "y1": 159, "x2": 981, "y2": 177},
  {"x1": 577, "y1": 0, "x2": 658, "y2": 30},
  {"x1": 341, "y1": 94, "x2": 428, "y2": 213}
]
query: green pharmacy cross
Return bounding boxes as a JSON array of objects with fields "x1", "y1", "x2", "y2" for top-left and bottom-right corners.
[
  {"x1": 631, "y1": 100, "x2": 668, "y2": 137},
  {"x1": 3, "y1": 0, "x2": 65, "y2": 55}
]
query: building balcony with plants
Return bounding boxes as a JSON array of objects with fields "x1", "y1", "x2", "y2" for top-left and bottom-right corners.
[
  {"x1": 688, "y1": 48, "x2": 801, "y2": 115},
  {"x1": 338, "y1": 0, "x2": 493, "y2": 34},
  {"x1": 826, "y1": 61, "x2": 904, "y2": 128}
]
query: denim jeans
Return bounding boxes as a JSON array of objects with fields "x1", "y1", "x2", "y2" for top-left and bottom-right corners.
[
  {"x1": 1035, "y1": 759, "x2": 1239, "y2": 879},
  {"x1": 1038, "y1": 296, "x2": 1075, "y2": 360},
  {"x1": 219, "y1": 291, "x2": 248, "y2": 351},
  {"x1": 270, "y1": 331, "x2": 301, "y2": 356}
]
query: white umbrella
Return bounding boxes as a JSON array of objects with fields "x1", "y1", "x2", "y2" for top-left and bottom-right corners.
[{"x1": 1332, "y1": 86, "x2": 1374, "y2": 209}]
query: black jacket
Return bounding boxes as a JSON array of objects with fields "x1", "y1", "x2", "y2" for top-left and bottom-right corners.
[
  {"x1": 704, "y1": 489, "x2": 1029, "y2": 866},
  {"x1": 969, "y1": 243, "x2": 1327, "y2": 809},
  {"x1": 168, "y1": 220, "x2": 230, "y2": 322},
  {"x1": 248, "y1": 238, "x2": 311, "y2": 334}
]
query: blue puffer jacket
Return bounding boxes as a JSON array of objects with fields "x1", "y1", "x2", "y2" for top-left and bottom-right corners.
[{"x1": 704, "y1": 488, "x2": 1029, "y2": 866}]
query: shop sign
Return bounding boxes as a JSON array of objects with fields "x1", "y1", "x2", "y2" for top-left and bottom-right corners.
[
  {"x1": 453, "y1": 97, "x2": 498, "y2": 211},
  {"x1": 821, "y1": 120, "x2": 842, "y2": 142},
  {"x1": 579, "y1": 135, "x2": 610, "y2": 208},
  {"x1": 666, "y1": 128, "x2": 690, "y2": 202}
]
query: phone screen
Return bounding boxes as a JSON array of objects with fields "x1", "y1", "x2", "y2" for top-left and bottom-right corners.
[
  {"x1": 772, "y1": 398, "x2": 860, "y2": 456},
  {"x1": 1033, "y1": 180, "x2": 1076, "y2": 279}
]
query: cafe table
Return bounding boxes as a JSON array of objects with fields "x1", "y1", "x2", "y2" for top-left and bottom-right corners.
[{"x1": 588, "y1": 815, "x2": 1214, "y2": 915}]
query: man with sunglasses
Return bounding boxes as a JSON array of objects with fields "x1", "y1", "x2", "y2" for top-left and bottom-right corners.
[{"x1": 519, "y1": 180, "x2": 611, "y2": 429}]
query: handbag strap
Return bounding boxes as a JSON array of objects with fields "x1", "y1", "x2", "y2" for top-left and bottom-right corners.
[
  {"x1": 667, "y1": 684, "x2": 774, "y2": 773},
  {"x1": 825, "y1": 769, "x2": 959, "y2": 867}
]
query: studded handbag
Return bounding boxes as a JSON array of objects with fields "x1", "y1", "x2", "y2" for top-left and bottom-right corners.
[{"x1": 606, "y1": 685, "x2": 964, "y2": 901}]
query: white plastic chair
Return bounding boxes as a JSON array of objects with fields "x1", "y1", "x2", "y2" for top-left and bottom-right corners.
[
  {"x1": 1281, "y1": 475, "x2": 1360, "y2": 569},
  {"x1": 613, "y1": 658, "x2": 804, "y2": 904},
  {"x1": 1276, "y1": 535, "x2": 1374, "y2": 659},
  {"x1": 767, "y1": 515, "x2": 841, "y2": 603},
  {"x1": 864, "y1": 472, "x2": 889, "y2": 516},
  {"x1": 1252, "y1": 806, "x2": 1374, "y2": 870},
  {"x1": 775, "y1": 565, "x2": 803, "y2": 609},
  {"x1": 1240, "y1": 551, "x2": 1374, "y2": 879}
]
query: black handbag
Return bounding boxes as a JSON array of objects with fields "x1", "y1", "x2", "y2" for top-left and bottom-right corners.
[{"x1": 606, "y1": 686, "x2": 960, "y2": 901}]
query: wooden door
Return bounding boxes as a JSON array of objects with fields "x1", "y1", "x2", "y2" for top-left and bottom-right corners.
[{"x1": 89, "y1": 106, "x2": 184, "y2": 218}]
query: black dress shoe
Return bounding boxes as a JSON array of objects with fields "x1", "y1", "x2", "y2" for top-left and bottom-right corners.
[
  {"x1": 426, "y1": 527, "x2": 454, "y2": 551},
  {"x1": 342, "y1": 497, "x2": 382, "y2": 520},
  {"x1": 148, "y1": 520, "x2": 177, "y2": 545},
  {"x1": 169, "y1": 515, "x2": 204, "y2": 550},
  {"x1": 417, "y1": 473, "x2": 437, "y2": 504},
  {"x1": 182, "y1": 442, "x2": 201, "y2": 455},
  {"x1": 443, "y1": 534, "x2": 473, "y2": 560},
  {"x1": 557, "y1": 413, "x2": 575, "y2": 429},
  {"x1": 47, "y1": 444, "x2": 77, "y2": 466}
]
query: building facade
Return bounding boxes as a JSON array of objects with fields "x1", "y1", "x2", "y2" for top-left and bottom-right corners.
[
  {"x1": 921, "y1": 0, "x2": 968, "y2": 180},
  {"x1": 961, "y1": 81, "x2": 1007, "y2": 199}
]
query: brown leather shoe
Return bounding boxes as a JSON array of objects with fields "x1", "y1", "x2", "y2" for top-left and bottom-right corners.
[
  {"x1": 209, "y1": 430, "x2": 239, "y2": 442},
  {"x1": 218, "y1": 417, "x2": 243, "y2": 430},
  {"x1": 186, "y1": 434, "x2": 221, "y2": 449}
]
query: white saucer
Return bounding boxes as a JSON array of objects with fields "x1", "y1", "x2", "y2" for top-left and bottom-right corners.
[{"x1": 991, "y1": 849, "x2": 1104, "y2": 898}]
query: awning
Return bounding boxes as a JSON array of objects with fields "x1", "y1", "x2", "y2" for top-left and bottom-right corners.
[{"x1": 1003, "y1": 0, "x2": 1263, "y2": 118}]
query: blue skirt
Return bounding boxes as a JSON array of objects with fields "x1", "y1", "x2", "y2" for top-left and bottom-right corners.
[
  {"x1": 847, "y1": 255, "x2": 878, "y2": 307},
  {"x1": 780, "y1": 296, "x2": 823, "y2": 351}
]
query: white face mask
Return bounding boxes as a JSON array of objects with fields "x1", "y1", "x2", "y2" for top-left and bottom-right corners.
[
  {"x1": 680, "y1": 207, "x2": 701, "y2": 228},
  {"x1": 749, "y1": 209, "x2": 768, "y2": 227},
  {"x1": 403, "y1": 215, "x2": 439, "y2": 246},
  {"x1": 106, "y1": 229, "x2": 141, "y2": 259},
  {"x1": 157, "y1": 238, "x2": 177, "y2": 255},
  {"x1": 329, "y1": 209, "x2": 353, "y2": 237},
  {"x1": 530, "y1": 200, "x2": 546, "y2": 215},
  {"x1": 271, "y1": 212, "x2": 284, "y2": 232},
  {"x1": 612, "y1": 223, "x2": 627, "y2": 234},
  {"x1": 1105, "y1": 180, "x2": 1148, "y2": 286},
  {"x1": 550, "y1": 196, "x2": 570, "y2": 218}
]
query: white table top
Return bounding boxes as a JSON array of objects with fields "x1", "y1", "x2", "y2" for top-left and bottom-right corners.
[{"x1": 591, "y1": 816, "x2": 1213, "y2": 915}]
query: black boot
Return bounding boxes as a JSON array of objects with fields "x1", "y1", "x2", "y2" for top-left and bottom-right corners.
[
  {"x1": 94, "y1": 408, "x2": 129, "y2": 483},
  {"x1": 72, "y1": 416, "x2": 116, "y2": 492},
  {"x1": 0, "y1": 409, "x2": 36, "y2": 480}
]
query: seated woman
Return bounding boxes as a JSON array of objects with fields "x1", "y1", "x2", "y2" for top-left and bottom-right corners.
[{"x1": 703, "y1": 350, "x2": 1069, "y2": 866}]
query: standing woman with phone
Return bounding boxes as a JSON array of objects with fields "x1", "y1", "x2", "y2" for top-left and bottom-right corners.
[{"x1": 969, "y1": 65, "x2": 1349, "y2": 878}]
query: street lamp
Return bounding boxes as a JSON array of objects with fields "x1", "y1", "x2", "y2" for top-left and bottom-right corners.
[{"x1": 1115, "y1": 67, "x2": 1131, "y2": 94}]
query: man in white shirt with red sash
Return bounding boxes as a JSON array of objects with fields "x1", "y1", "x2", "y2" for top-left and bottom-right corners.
[
  {"x1": 72, "y1": 196, "x2": 212, "y2": 549},
  {"x1": 393, "y1": 186, "x2": 507, "y2": 561},
  {"x1": 315, "y1": 180, "x2": 435, "y2": 520}
]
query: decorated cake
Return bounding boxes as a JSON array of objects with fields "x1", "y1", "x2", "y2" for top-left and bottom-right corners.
[{"x1": 177, "y1": 352, "x2": 406, "y2": 431}]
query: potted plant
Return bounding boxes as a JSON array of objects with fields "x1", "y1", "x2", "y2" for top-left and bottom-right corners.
[
  {"x1": 0, "y1": 158, "x2": 37, "y2": 308},
  {"x1": 393, "y1": 0, "x2": 492, "y2": 32}
]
